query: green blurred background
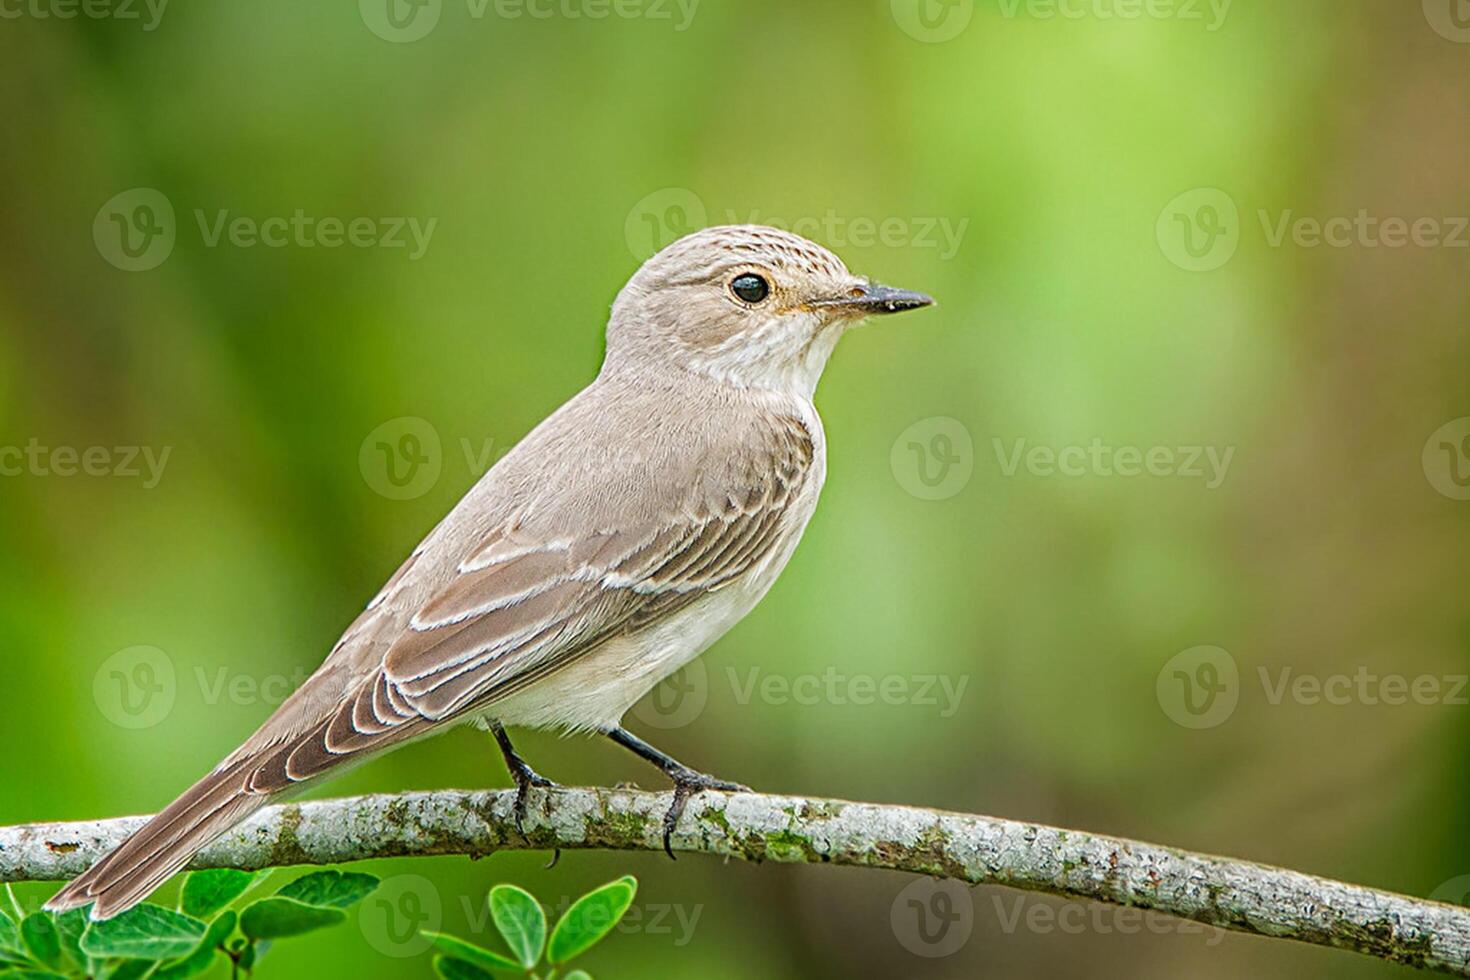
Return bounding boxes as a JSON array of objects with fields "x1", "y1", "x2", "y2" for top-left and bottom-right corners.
[{"x1": 3, "y1": 0, "x2": 1470, "y2": 976}]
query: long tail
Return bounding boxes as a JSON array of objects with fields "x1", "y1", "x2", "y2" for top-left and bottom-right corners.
[
  {"x1": 46, "y1": 668, "x2": 438, "y2": 920},
  {"x1": 45, "y1": 758, "x2": 269, "y2": 920}
]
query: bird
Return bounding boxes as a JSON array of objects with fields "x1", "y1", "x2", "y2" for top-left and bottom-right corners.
[{"x1": 47, "y1": 224, "x2": 934, "y2": 920}]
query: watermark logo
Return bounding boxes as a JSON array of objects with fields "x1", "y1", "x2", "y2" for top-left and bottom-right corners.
[
  {"x1": 1423, "y1": 418, "x2": 1470, "y2": 501},
  {"x1": 630, "y1": 662, "x2": 967, "y2": 730},
  {"x1": 1423, "y1": 0, "x2": 1470, "y2": 42},
  {"x1": 94, "y1": 645, "x2": 177, "y2": 730},
  {"x1": 359, "y1": 874, "x2": 442, "y2": 957},
  {"x1": 625, "y1": 187, "x2": 708, "y2": 261},
  {"x1": 1162, "y1": 188, "x2": 1470, "y2": 271},
  {"x1": 727, "y1": 208, "x2": 968, "y2": 261},
  {"x1": 891, "y1": 417, "x2": 974, "y2": 500},
  {"x1": 1, "y1": 0, "x2": 168, "y2": 30},
  {"x1": 890, "y1": 878, "x2": 973, "y2": 957},
  {"x1": 991, "y1": 892, "x2": 1225, "y2": 944},
  {"x1": 994, "y1": 0, "x2": 1231, "y2": 30},
  {"x1": 623, "y1": 191, "x2": 966, "y2": 260},
  {"x1": 1431, "y1": 874, "x2": 1470, "y2": 904},
  {"x1": 360, "y1": 0, "x2": 442, "y2": 42},
  {"x1": 94, "y1": 188, "x2": 176, "y2": 272},
  {"x1": 993, "y1": 438, "x2": 1235, "y2": 489},
  {"x1": 360, "y1": 417, "x2": 444, "y2": 500},
  {"x1": 729, "y1": 667, "x2": 968, "y2": 717},
  {"x1": 1157, "y1": 188, "x2": 1239, "y2": 272},
  {"x1": 362, "y1": 0, "x2": 698, "y2": 43},
  {"x1": 1156, "y1": 645, "x2": 1239, "y2": 729},
  {"x1": 0, "y1": 440, "x2": 171, "y2": 487},
  {"x1": 1258, "y1": 666, "x2": 1468, "y2": 708},
  {"x1": 890, "y1": 0, "x2": 974, "y2": 43},
  {"x1": 631, "y1": 660, "x2": 709, "y2": 730}
]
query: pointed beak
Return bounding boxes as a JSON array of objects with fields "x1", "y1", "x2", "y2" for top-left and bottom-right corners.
[{"x1": 810, "y1": 281, "x2": 936, "y2": 317}]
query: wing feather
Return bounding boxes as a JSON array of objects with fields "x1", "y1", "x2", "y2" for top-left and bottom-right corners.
[{"x1": 244, "y1": 410, "x2": 816, "y2": 792}]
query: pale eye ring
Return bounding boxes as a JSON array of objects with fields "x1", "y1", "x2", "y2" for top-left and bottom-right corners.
[{"x1": 730, "y1": 273, "x2": 771, "y2": 304}]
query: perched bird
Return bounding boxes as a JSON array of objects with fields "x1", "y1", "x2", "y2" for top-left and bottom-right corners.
[{"x1": 48, "y1": 225, "x2": 934, "y2": 919}]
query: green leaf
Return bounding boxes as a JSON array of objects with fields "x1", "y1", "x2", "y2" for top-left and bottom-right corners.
[
  {"x1": 154, "y1": 910, "x2": 236, "y2": 980},
  {"x1": 235, "y1": 938, "x2": 270, "y2": 971},
  {"x1": 99, "y1": 959, "x2": 158, "y2": 980},
  {"x1": 51, "y1": 909, "x2": 87, "y2": 971},
  {"x1": 547, "y1": 876, "x2": 636, "y2": 965},
  {"x1": 2, "y1": 970, "x2": 70, "y2": 979},
  {"x1": 423, "y1": 931, "x2": 520, "y2": 973},
  {"x1": 564, "y1": 971, "x2": 592, "y2": 980},
  {"x1": 81, "y1": 905, "x2": 207, "y2": 961},
  {"x1": 431, "y1": 954, "x2": 496, "y2": 980},
  {"x1": 275, "y1": 870, "x2": 379, "y2": 910},
  {"x1": 239, "y1": 898, "x2": 344, "y2": 941},
  {"x1": 488, "y1": 885, "x2": 545, "y2": 970},
  {"x1": 20, "y1": 915, "x2": 61, "y2": 971},
  {"x1": 0, "y1": 911, "x2": 22, "y2": 957},
  {"x1": 180, "y1": 870, "x2": 256, "y2": 920}
]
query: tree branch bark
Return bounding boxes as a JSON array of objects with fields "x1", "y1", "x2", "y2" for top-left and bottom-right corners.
[{"x1": 3, "y1": 788, "x2": 1465, "y2": 974}]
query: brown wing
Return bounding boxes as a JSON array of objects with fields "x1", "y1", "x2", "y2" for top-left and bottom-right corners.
[{"x1": 244, "y1": 413, "x2": 814, "y2": 792}]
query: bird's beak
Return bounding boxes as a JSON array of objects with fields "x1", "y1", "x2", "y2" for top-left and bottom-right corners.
[{"x1": 809, "y1": 281, "x2": 936, "y2": 318}]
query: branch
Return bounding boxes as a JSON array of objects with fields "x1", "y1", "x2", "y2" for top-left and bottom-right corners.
[{"x1": 4, "y1": 788, "x2": 1465, "y2": 974}]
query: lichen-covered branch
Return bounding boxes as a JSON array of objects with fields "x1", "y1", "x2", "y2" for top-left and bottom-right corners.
[{"x1": 4, "y1": 788, "x2": 1467, "y2": 974}]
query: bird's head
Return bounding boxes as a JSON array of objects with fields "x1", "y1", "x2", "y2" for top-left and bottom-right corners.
[{"x1": 605, "y1": 225, "x2": 934, "y2": 397}]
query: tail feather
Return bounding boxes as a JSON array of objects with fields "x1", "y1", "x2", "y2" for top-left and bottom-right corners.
[{"x1": 46, "y1": 760, "x2": 267, "y2": 920}]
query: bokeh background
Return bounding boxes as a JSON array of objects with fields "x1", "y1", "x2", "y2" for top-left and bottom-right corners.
[{"x1": 3, "y1": 1, "x2": 1470, "y2": 976}]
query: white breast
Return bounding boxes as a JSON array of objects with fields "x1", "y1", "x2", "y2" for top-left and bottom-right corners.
[{"x1": 489, "y1": 402, "x2": 827, "y2": 734}]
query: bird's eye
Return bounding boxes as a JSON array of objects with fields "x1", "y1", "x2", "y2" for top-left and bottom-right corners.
[{"x1": 730, "y1": 273, "x2": 771, "y2": 304}]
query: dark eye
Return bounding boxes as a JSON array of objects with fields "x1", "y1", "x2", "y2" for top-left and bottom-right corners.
[{"x1": 730, "y1": 273, "x2": 770, "y2": 304}]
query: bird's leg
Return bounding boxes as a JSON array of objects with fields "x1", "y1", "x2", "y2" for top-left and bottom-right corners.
[
  {"x1": 489, "y1": 721, "x2": 557, "y2": 836},
  {"x1": 605, "y1": 727, "x2": 751, "y2": 859}
]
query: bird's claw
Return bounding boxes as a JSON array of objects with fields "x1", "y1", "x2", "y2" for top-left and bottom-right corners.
[
  {"x1": 510, "y1": 766, "x2": 557, "y2": 836},
  {"x1": 660, "y1": 772, "x2": 750, "y2": 859}
]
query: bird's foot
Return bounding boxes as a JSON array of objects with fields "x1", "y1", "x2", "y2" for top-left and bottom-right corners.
[
  {"x1": 508, "y1": 761, "x2": 557, "y2": 836},
  {"x1": 661, "y1": 769, "x2": 751, "y2": 860}
]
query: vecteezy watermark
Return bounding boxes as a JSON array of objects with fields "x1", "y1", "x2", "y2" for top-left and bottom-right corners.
[
  {"x1": 1258, "y1": 666, "x2": 1470, "y2": 709},
  {"x1": 0, "y1": 439, "x2": 171, "y2": 488},
  {"x1": 1157, "y1": 646, "x2": 1470, "y2": 730},
  {"x1": 990, "y1": 893, "x2": 1226, "y2": 945},
  {"x1": 892, "y1": 0, "x2": 1229, "y2": 43},
  {"x1": 0, "y1": 0, "x2": 168, "y2": 30},
  {"x1": 93, "y1": 646, "x2": 313, "y2": 729},
  {"x1": 359, "y1": 0, "x2": 698, "y2": 42},
  {"x1": 1156, "y1": 645, "x2": 1240, "y2": 729},
  {"x1": 1158, "y1": 187, "x2": 1470, "y2": 272},
  {"x1": 891, "y1": 879, "x2": 974, "y2": 957},
  {"x1": 1155, "y1": 188, "x2": 1240, "y2": 272},
  {"x1": 1423, "y1": 417, "x2": 1470, "y2": 501},
  {"x1": 1423, "y1": 0, "x2": 1470, "y2": 42},
  {"x1": 891, "y1": 417, "x2": 975, "y2": 501},
  {"x1": 726, "y1": 208, "x2": 968, "y2": 262},
  {"x1": 358, "y1": 416, "x2": 512, "y2": 500},
  {"x1": 994, "y1": 0, "x2": 1231, "y2": 30},
  {"x1": 94, "y1": 645, "x2": 177, "y2": 730},
  {"x1": 1431, "y1": 874, "x2": 1470, "y2": 905},
  {"x1": 993, "y1": 437, "x2": 1236, "y2": 489},
  {"x1": 632, "y1": 660, "x2": 969, "y2": 730},
  {"x1": 93, "y1": 188, "x2": 436, "y2": 271},
  {"x1": 890, "y1": 0, "x2": 974, "y2": 43},
  {"x1": 461, "y1": 893, "x2": 702, "y2": 947},
  {"x1": 358, "y1": 874, "x2": 443, "y2": 957},
  {"x1": 94, "y1": 188, "x2": 176, "y2": 272},
  {"x1": 194, "y1": 209, "x2": 435, "y2": 259},
  {"x1": 727, "y1": 667, "x2": 969, "y2": 718},
  {"x1": 621, "y1": 189, "x2": 967, "y2": 262},
  {"x1": 631, "y1": 660, "x2": 709, "y2": 730},
  {"x1": 624, "y1": 187, "x2": 709, "y2": 260}
]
